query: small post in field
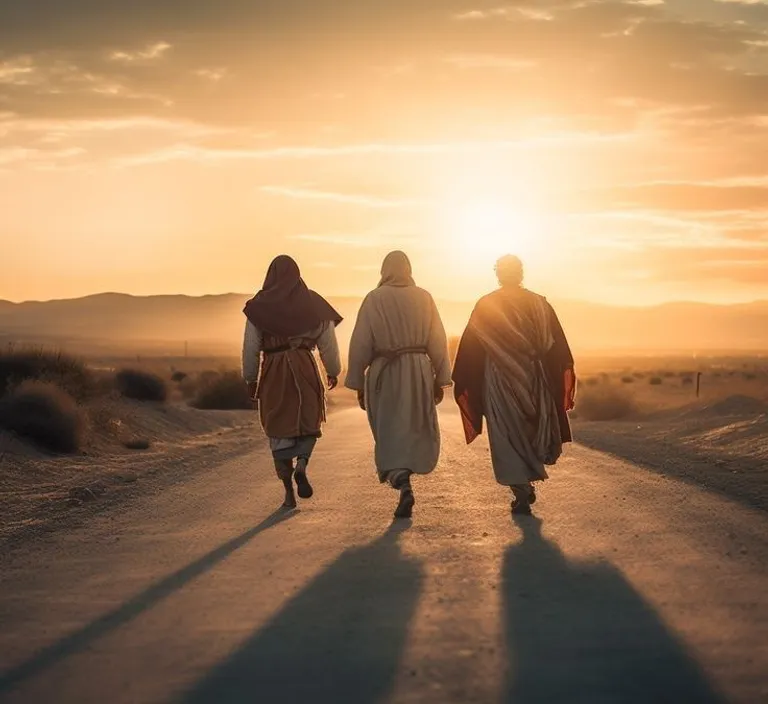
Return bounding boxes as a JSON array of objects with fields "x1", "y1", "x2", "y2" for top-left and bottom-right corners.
[{"x1": 696, "y1": 372, "x2": 702, "y2": 398}]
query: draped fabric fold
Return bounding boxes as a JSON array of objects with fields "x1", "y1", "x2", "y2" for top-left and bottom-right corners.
[{"x1": 452, "y1": 287, "x2": 574, "y2": 485}]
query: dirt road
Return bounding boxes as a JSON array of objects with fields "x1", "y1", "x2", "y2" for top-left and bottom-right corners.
[{"x1": 1, "y1": 405, "x2": 766, "y2": 703}]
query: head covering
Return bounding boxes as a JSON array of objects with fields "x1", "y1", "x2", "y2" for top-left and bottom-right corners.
[
  {"x1": 244, "y1": 255, "x2": 342, "y2": 337},
  {"x1": 378, "y1": 250, "x2": 415, "y2": 288}
]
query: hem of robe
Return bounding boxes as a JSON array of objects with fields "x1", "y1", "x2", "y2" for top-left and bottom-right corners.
[
  {"x1": 377, "y1": 465, "x2": 436, "y2": 482},
  {"x1": 271, "y1": 435, "x2": 319, "y2": 461},
  {"x1": 492, "y1": 468, "x2": 549, "y2": 487}
]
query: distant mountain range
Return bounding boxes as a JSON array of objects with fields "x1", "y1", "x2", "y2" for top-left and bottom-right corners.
[{"x1": 0, "y1": 292, "x2": 766, "y2": 356}]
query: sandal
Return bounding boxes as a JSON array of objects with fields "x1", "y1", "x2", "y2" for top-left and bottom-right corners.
[
  {"x1": 394, "y1": 489, "x2": 415, "y2": 519},
  {"x1": 294, "y1": 471, "x2": 314, "y2": 499}
]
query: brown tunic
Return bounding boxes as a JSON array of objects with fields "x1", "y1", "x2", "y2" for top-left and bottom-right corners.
[
  {"x1": 260, "y1": 335, "x2": 326, "y2": 439},
  {"x1": 243, "y1": 321, "x2": 341, "y2": 440}
]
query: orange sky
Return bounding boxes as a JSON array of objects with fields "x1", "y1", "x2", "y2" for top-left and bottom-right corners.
[{"x1": 1, "y1": 0, "x2": 767, "y2": 305}]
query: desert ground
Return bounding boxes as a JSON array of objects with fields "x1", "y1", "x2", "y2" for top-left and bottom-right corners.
[{"x1": 1, "y1": 352, "x2": 767, "y2": 703}]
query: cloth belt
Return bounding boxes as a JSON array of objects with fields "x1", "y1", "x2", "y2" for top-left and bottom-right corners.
[
  {"x1": 263, "y1": 342, "x2": 314, "y2": 355},
  {"x1": 372, "y1": 346, "x2": 429, "y2": 392}
]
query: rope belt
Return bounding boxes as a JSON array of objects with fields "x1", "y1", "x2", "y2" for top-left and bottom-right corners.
[{"x1": 372, "y1": 346, "x2": 429, "y2": 392}]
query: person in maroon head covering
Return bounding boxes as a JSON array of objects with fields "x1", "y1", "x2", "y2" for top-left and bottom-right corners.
[{"x1": 242, "y1": 255, "x2": 343, "y2": 509}]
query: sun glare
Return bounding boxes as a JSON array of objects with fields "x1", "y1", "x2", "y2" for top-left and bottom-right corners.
[{"x1": 447, "y1": 199, "x2": 543, "y2": 264}]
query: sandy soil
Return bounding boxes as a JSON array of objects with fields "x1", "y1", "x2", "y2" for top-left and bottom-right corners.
[
  {"x1": 576, "y1": 395, "x2": 768, "y2": 512},
  {"x1": 0, "y1": 403, "x2": 766, "y2": 703},
  {"x1": 0, "y1": 400, "x2": 260, "y2": 550}
]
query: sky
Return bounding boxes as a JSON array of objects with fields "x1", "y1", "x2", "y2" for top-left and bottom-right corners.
[{"x1": 1, "y1": 0, "x2": 767, "y2": 305}]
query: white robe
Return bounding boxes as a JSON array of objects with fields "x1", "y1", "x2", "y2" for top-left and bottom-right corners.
[{"x1": 346, "y1": 284, "x2": 452, "y2": 479}]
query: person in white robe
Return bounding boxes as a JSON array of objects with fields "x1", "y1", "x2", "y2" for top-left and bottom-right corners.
[{"x1": 346, "y1": 251, "x2": 452, "y2": 518}]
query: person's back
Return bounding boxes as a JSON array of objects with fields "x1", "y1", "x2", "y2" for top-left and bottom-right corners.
[
  {"x1": 452, "y1": 255, "x2": 575, "y2": 515},
  {"x1": 257, "y1": 322, "x2": 337, "y2": 441},
  {"x1": 356, "y1": 283, "x2": 437, "y2": 355},
  {"x1": 346, "y1": 251, "x2": 451, "y2": 519},
  {"x1": 242, "y1": 255, "x2": 342, "y2": 509}
]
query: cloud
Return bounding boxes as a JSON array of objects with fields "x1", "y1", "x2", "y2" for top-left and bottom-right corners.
[
  {"x1": 0, "y1": 145, "x2": 84, "y2": 167},
  {"x1": 194, "y1": 68, "x2": 227, "y2": 82},
  {"x1": 631, "y1": 245, "x2": 768, "y2": 285},
  {"x1": 286, "y1": 232, "x2": 420, "y2": 249},
  {"x1": 115, "y1": 132, "x2": 628, "y2": 166},
  {"x1": 0, "y1": 115, "x2": 219, "y2": 135},
  {"x1": 260, "y1": 186, "x2": 425, "y2": 209},
  {"x1": 110, "y1": 42, "x2": 172, "y2": 62},
  {"x1": 453, "y1": 8, "x2": 514, "y2": 21},
  {"x1": 444, "y1": 54, "x2": 537, "y2": 70},
  {"x1": 596, "y1": 182, "x2": 768, "y2": 212},
  {"x1": 0, "y1": 57, "x2": 36, "y2": 85}
]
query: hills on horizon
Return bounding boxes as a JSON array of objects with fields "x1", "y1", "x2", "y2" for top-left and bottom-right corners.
[{"x1": 1, "y1": 291, "x2": 767, "y2": 357}]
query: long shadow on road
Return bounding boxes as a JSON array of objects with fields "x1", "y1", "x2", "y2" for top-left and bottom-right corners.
[
  {"x1": 179, "y1": 521, "x2": 423, "y2": 704},
  {"x1": 503, "y1": 516, "x2": 725, "y2": 704},
  {"x1": 0, "y1": 507, "x2": 296, "y2": 695}
]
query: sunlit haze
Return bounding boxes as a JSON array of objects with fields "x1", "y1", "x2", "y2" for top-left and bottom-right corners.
[{"x1": 1, "y1": 0, "x2": 767, "y2": 305}]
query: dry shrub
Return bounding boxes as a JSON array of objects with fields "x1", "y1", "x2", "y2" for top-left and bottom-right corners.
[
  {"x1": 0, "y1": 381, "x2": 84, "y2": 453},
  {"x1": 124, "y1": 438, "x2": 151, "y2": 450},
  {"x1": 0, "y1": 347, "x2": 94, "y2": 400},
  {"x1": 585, "y1": 377, "x2": 600, "y2": 387},
  {"x1": 191, "y1": 371, "x2": 252, "y2": 410},
  {"x1": 575, "y1": 385, "x2": 638, "y2": 421},
  {"x1": 649, "y1": 376, "x2": 663, "y2": 385},
  {"x1": 682, "y1": 377, "x2": 694, "y2": 386},
  {"x1": 170, "y1": 371, "x2": 188, "y2": 383},
  {"x1": 115, "y1": 369, "x2": 167, "y2": 402},
  {"x1": 199, "y1": 370, "x2": 221, "y2": 385},
  {"x1": 621, "y1": 376, "x2": 635, "y2": 384}
]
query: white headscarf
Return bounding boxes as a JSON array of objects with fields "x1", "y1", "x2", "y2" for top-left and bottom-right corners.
[{"x1": 378, "y1": 250, "x2": 415, "y2": 288}]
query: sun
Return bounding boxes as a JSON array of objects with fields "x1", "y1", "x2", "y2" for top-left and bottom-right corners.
[{"x1": 446, "y1": 198, "x2": 542, "y2": 264}]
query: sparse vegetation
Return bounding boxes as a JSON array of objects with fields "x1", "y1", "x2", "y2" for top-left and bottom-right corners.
[
  {"x1": 124, "y1": 438, "x2": 151, "y2": 450},
  {"x1": 649, "y1": 377, "x2": 663, "y2": 386},
  {"x1": 191, "y1": 371, "x2": 253, "y2": 410},
  {"x1": 575, "y1": 385, "x2": 638, "y2": 421},
  {"x1": 0, "y1": 347, "x2": 94, "y2": 400},
  {"x1": 621, "y1": 376, "x2": 635, "y2": 384},
  {"x1": 171, "y1": 371, "x2": 188, "y2": 383},
  {"x1": 115, "y1": 369, "x2": 167, "y2": 402},
  {"x1": 0, "y1": 381, "x2": 84, "y2": 453}
]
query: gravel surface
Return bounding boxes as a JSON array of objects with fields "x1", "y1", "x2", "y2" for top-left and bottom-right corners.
[{"x1": 0, "y1": 405, "x2": 766, "y2": 703}]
